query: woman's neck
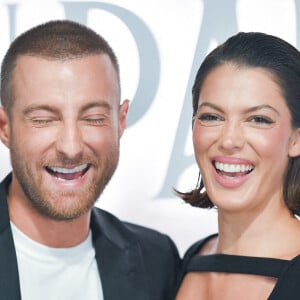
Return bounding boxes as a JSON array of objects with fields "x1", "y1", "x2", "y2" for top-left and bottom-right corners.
[{"x1": 214, "y1": 203, "x2": 300, "y2": 259}]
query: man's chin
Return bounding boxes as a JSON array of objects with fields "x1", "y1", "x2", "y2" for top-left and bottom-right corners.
[{"x1": 32, "y1": 196, "x2": 94, "y2": 221}]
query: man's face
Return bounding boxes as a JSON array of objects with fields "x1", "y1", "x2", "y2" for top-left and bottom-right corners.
[{"x1": 0, "y1": 54, "x2": 128, "y2": 220}]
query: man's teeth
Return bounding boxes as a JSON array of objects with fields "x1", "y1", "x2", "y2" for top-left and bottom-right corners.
[
  {"x1": 49, "y1": 164, "x2": 88, "y2": 174},
  {"x1": 215, "y1": 162, "x2": 253, "y2": 173}
]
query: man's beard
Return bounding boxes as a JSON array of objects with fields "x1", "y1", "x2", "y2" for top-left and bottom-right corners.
[{"x1": 10, "y1": 145, "x2": 119, "y2": 221}]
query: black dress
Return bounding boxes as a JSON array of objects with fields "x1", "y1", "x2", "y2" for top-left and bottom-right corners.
[{"x1": 178, "y1": 234, "x2": 300, "y2": 299}]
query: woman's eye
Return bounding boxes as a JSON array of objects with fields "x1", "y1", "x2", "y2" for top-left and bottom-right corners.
[
  {"x1": 249, "y1": 116, "x2": 275, "y2": 125},
  {"x1": 197, "y1": 113, "x2": 223, "y2": 126}
]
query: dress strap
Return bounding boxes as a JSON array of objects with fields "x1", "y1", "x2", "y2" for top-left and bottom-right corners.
[{"x1": 187, "y1": 254, "x2": 288, "y2": 278}]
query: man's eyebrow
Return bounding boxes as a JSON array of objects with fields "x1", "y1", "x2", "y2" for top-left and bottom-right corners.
[
  {"x1": 22, "y1": 101, "x2": 112, "y2": 115},
  {"x1": 23, "y1": 105, "x2": 59, "y2": 115},
  {"x1": 80, "y1": 101, "x2": 112, "y2": 113}
]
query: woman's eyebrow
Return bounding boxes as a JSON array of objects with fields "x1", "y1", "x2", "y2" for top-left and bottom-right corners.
[
  {"x1": 198, "y1": 102, "x2": 224, "y2": 113},
  {"x1": 244, "y1": 104, "x2": 280, "y2": 115},
  {"x1": 198, "y1": 102, "x2": 280, "y2": 115}
]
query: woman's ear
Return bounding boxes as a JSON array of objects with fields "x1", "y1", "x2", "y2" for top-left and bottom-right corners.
[
  {"x1": 0, "y1": 108, "x2": 11, "y2": 148},
  {"x1": 289, "y1": 128, "x2": 300, "y2": 157}
]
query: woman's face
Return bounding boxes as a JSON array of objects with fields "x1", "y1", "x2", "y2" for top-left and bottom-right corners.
[{"x1": 193, "y1": 64, "x2": 300, "y2": 213}]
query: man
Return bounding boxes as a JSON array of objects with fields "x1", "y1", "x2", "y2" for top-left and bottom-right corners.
[{"x1": 0, "y1": 20, "x2": 180, "y2": 300}]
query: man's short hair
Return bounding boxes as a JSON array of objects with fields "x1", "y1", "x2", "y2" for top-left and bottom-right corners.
[{"x1": 0, "y1": 20, "x2": 120, "y2": 113}]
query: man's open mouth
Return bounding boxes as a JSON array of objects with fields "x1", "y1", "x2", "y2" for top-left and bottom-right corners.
[{"x1": 45, "y1": 164, "x2": 90, "y2": 181}]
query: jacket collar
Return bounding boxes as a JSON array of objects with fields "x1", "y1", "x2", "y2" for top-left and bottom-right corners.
[
  {"x1": 0, "y1": 174, "x2": 149, "y2": 300},
  {"x1": 0, "y1": 173, "x2": 21, "y2": 300},
  {"x1": 91, "y1": 208, "x2": 149, "y2": 300},
  {"x1": 0, "y1": 174, "x2": 12, "y2": 232}
]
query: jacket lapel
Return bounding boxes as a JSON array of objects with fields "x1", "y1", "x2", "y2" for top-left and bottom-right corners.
[
  {"x1": 0, "y1": 174, "x2": 21, "y2": 300},
  {"x1": 91, "y1": 209, "x2": 149, "y2": 300},
  {"x1": 0, "y1": 175, "x2": 151, "y2": 300}
]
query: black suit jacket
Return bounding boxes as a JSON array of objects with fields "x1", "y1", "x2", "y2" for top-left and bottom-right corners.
[{"x1": 0, "y1": 174, "x2": 180, "y2": 300}]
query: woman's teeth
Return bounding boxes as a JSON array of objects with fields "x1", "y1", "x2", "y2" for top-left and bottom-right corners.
[{"x1": 215, "y1": 161, "x2": 253, "y2": 173}]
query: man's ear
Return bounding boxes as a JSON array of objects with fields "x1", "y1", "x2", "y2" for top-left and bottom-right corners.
[
  {"x1": 289, "y1": 128, "x2": 300, "y2": 157},
  {"x1": 118, "y1": 100, "x2": 129, "y2": 137},
  {"x1": 0, "y1": 108, "x2": 10, "y2": 148}
]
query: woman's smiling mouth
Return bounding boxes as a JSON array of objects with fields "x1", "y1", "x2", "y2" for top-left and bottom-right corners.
[
  {"x1": 210, "y1": 158, "x2": 255, "y2": 188},
  {"x1": 213, "y1": 161, "x2": 254, "y2": 177}
]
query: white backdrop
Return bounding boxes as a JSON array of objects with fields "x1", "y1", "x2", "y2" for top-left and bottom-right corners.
[{"x1": 0, "y1": 0, "x2": 298, "y2": 255}]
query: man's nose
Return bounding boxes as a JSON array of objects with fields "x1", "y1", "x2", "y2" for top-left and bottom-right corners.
[{"x1": 55, "y1": 122, "x2": 83, "y2": 160}]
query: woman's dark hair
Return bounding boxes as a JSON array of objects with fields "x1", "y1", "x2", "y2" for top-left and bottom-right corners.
[{"x1": 177, "y1": 32, "x2": 300, "y2": 214}]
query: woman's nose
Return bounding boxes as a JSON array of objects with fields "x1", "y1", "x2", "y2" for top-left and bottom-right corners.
[{"x1": 218, "y1": 121, "x2": 245, "y2": 152}]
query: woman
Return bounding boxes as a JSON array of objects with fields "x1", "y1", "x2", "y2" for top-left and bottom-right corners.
[{"x1": 176, "y1": 32, "x2": 300, "y2": 300}]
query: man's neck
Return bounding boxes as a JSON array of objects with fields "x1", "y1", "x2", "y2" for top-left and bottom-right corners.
[{"x1": 8, "y1": 187, "x2": 91, "y2": 248}]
